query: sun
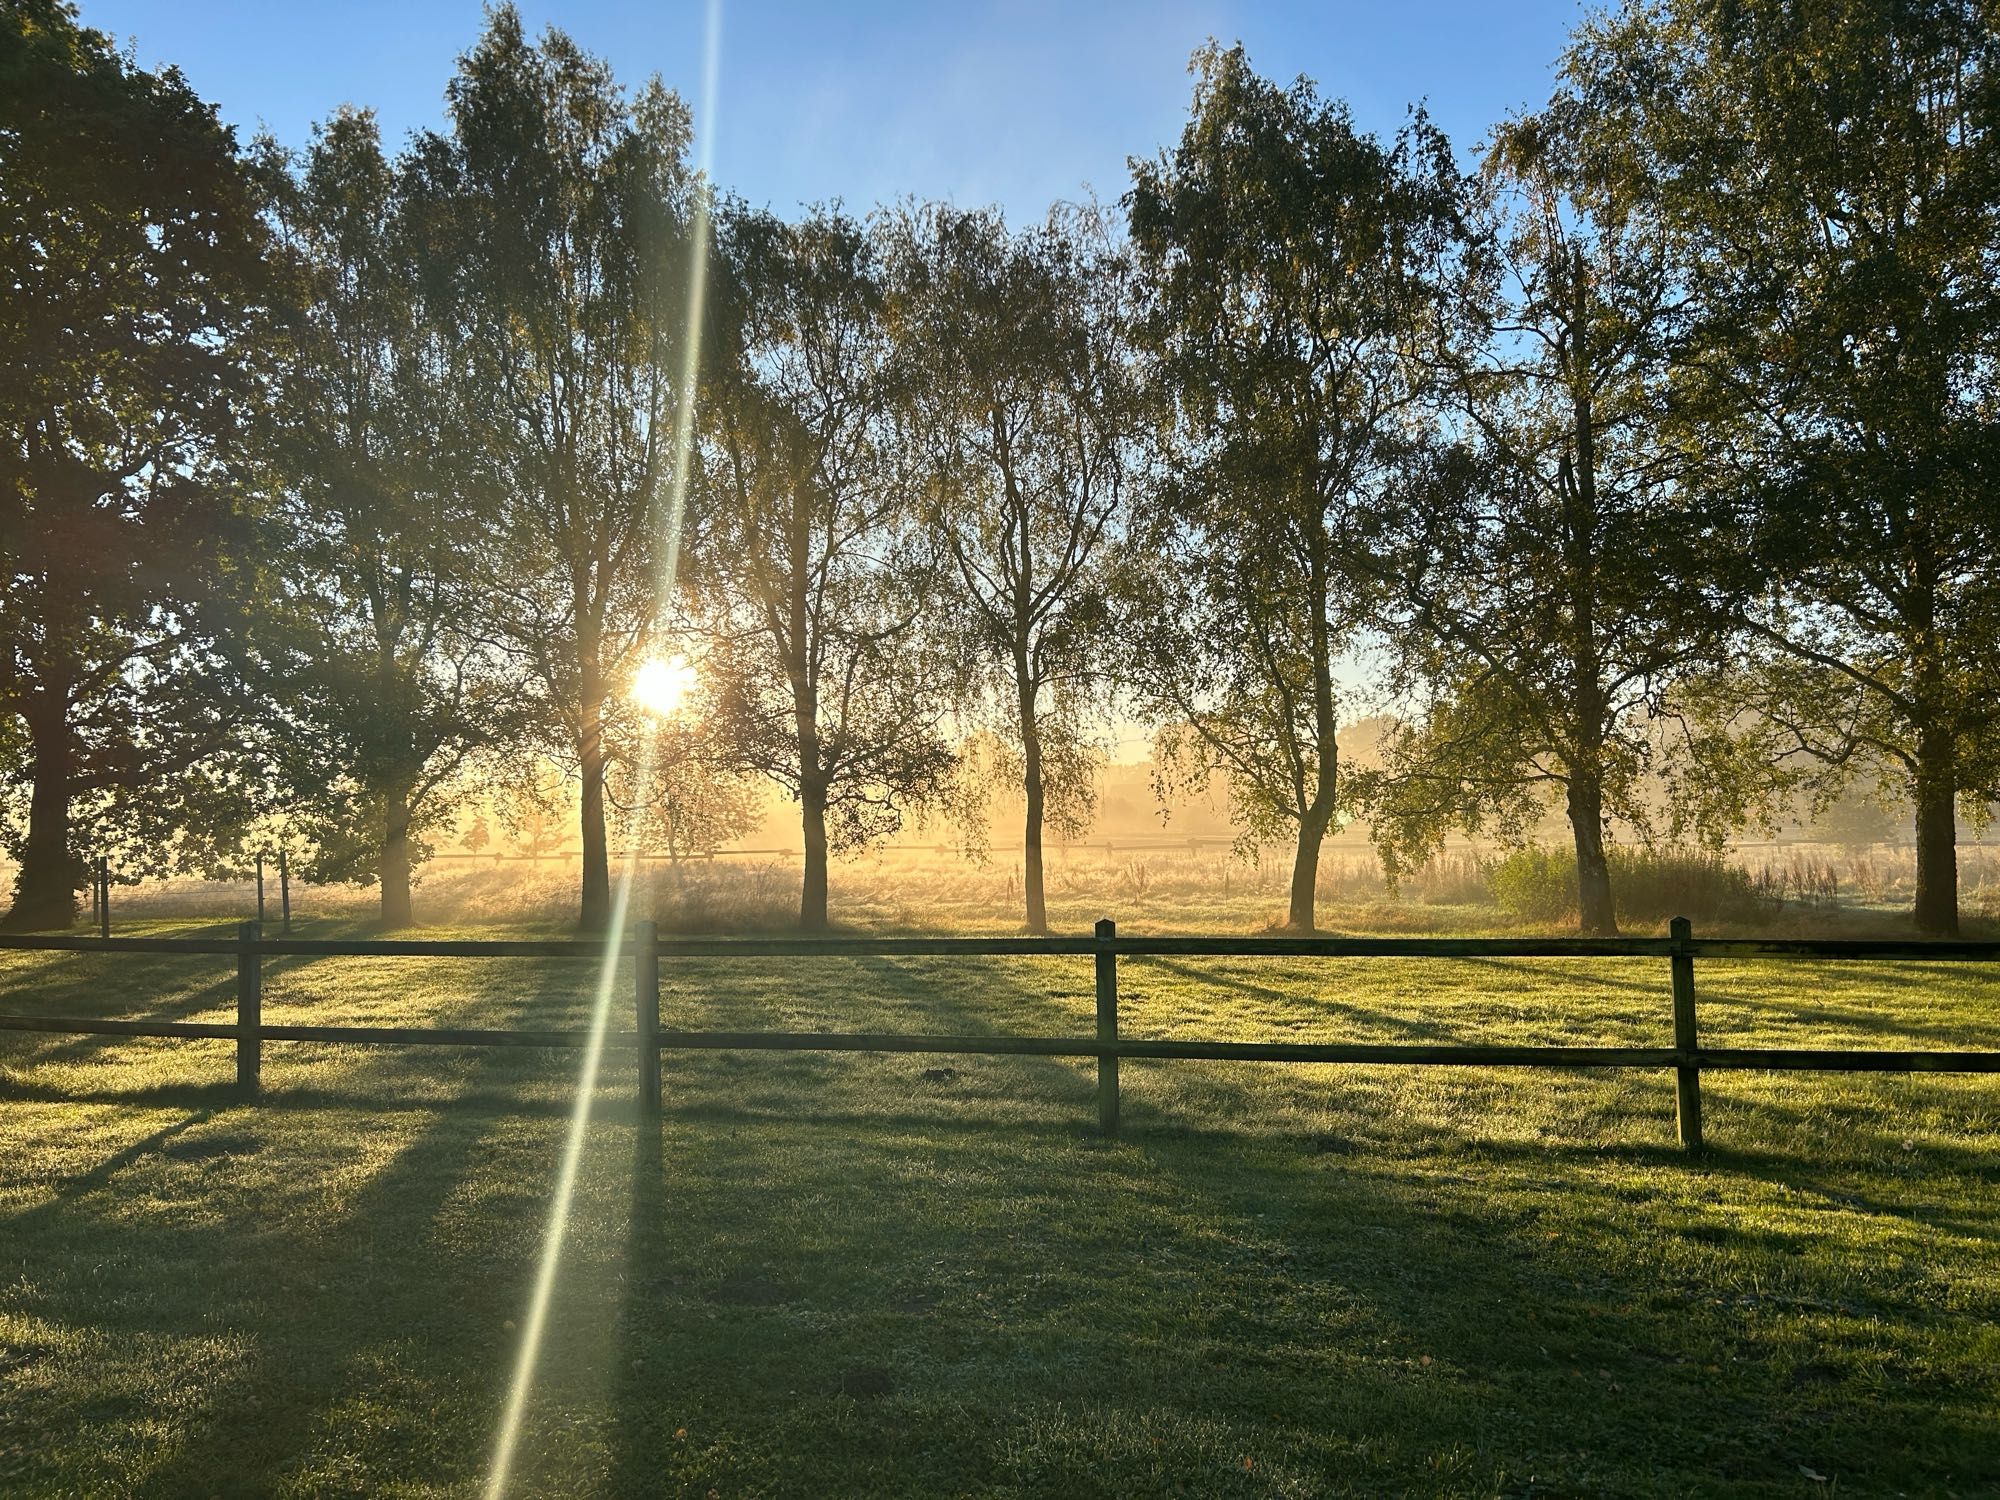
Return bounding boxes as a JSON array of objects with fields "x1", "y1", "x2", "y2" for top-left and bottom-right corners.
[{"x1": 631, "y1": 654, "x2": 697, "y2": 718}]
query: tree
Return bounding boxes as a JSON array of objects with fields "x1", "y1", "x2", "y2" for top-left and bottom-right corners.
[
  {"x1": 1124, "y1": 43, "x2": 1466, "y2": 931},
  {"x1": 698, "y1": 206, "x2": 957, "y2": 930},
  {"x1": 1360, "y1": 103, "x2": 1740, "y2": 935},
  {"x1": 423, "y1": 6, "x2": 699, "y2": 930},
  {"x1": 1567, "y1": 0, "x2": 2000, "y2": 934},
  {"x1": 0, "y1": 1, "x2": 274, "y2": 929},
  {"x1": 261, "y1": 108, "x2": 516, "y2": 927},
  {"x1": 608, "y1": 700, "x2": 759, "y2": 868},
  {"x1": 885, "y1": 203, "x2": 1141, "y2": 932}
]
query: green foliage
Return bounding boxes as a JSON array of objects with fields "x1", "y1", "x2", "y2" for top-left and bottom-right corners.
[
  {"x1": 416, "y1": 4, "x2": 702, "y2": 927},
  {"x1": 606, "y1": 711, "x2": 760, "y2": 862},
  {"x1": 0, "y1": 0, "x2": 278, "y2": 927},
  {"x1": 698, "y1": 206, "x2": 959, "y2": 924},
  {"x1": 8, "y1": 0, "x2": 1999, "y2": 946},
  {"x1": 1483, "y1": 847, "x2": 1577, "y2": 923},
  {"x1": 1818, "y1": 783, "x2": 1902, "y2": 854},
  {"x1": 1488, "y1": 844, "x2": 1771, "y2": 925},
  {"x1": 1565, "y1": 0, "x2": 2000, "y2": 933},
  {"x1": 883, "y1": 201, "x2": 1142, "y2": 927},
  {"x1": 1359, "y1": 89, "x2": 1758, "y2": 936},
  {"x1": 1123, "y1": 43, "x2": 1467, "y2": 928},
  {"x1": 258, "y1": 107, "x2": 523, "y2": 918}
]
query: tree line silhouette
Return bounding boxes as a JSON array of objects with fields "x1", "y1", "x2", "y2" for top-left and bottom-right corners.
[{"x1": 4, "y1": 0, "x2": 1996, "y2": 936}]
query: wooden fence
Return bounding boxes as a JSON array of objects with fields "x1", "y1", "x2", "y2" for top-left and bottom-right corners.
[{"x1": 3, "y1": 918, "x2": 1999, "y2": 1151}]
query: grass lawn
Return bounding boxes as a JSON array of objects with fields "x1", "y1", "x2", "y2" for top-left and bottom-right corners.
[{"x1": 1, "y1": 915, "x2": 1997, "y2": 1496}]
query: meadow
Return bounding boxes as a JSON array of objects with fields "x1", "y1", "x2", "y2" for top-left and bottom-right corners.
[{"x1": 2, "y1": 854, "x2": 1998, "y2": 1496}]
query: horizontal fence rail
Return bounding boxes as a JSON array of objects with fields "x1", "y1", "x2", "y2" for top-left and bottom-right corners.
[{"x1": 3, "y1": 918, "x2": 1999, "y2": 1150}]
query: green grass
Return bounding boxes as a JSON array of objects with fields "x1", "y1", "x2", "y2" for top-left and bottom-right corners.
[{"x1": 2, "y1": 916, "x2": 1998, "y2": 1496}]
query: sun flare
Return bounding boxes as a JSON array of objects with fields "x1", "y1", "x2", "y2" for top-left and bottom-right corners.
[{"x1": 631, "y1": 654, "x2": 698, "y2": 718}]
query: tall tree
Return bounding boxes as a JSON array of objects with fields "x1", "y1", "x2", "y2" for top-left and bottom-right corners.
[
  {"x1": 425, "y1": 6, "x2": 698, "y2": 930},
  {"x1": 261, "y1": 108, "x2": 516, "y2": 927},
  {"x1": 1567, "y1": 0, "x2": 2000, "y2": 935},
  {"x1": 886, "y1": 203, "x2": 1140, "y2": 933},
  {"x1": 699, "y1": 206, "x2": 957, "y2": 930},
  {"x1": 0, "y1": 1, "x2": 274, "y2": 929},
  {"x1": 1361, "y1": 105, "x2": 1737, "y2": 935},
  {"x1": 1124, "y1": 43, "x2": 1466, "y2": 931},
  {"x1": 608, "y1": 679, "x2": 760, "y2": 872}
]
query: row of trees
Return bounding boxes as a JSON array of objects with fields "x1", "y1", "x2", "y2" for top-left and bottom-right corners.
[{"x1": 5, "y1": 0, "x2": 1997, "y2": 936}]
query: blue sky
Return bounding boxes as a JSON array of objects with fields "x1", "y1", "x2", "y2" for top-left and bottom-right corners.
[{"x1": 84, "y1": 0, "x2": 1590, "y2": 220}]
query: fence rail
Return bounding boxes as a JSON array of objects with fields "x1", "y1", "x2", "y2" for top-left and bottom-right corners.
[{"x1": 3, "y1": 918, "x2": 1998, "y2": 1149}]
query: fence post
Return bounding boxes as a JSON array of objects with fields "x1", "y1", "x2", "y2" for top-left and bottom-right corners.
[
  {"x1": 256, "y1": 853, "x2": 266, "y2": 924},
  {"x1": 634, "y1": 919, "x2": 661, "y2": 1116},
  {"x1": 278, "y1": 848, "x2": 292, "y2": 934},
  {"x1": 236, "y1": 919, "x2": 262, "y2": 1096},
  {"x1": 1095, "y1": 918, "x2": 1119, "y2": 1137},
  {"x1": 97, "y1": 858, "x2": 110, "y2": 938},
  {"x1": 1670, "y1": 915, "x2": 1703, "y2": 1152}
]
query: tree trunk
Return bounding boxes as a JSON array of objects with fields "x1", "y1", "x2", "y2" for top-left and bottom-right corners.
[
  {"x1": 1019, "y1": 677, "x2": 1048, "y2": 935},
  {"x1": 1559, "y1": 248, "x2": 1616, "y2": 940},
  {"x1": 800, "y1": 777, "x2": 830, "y2": 931},
  {"x1": 1021, "y1": 766, "x2": 1047, "y2": 933},
  {"x1": 1287, "y1": 801, "x2": 1333, "y2": 933},
  {"x1": 577, "y1": 685, "x2": 611, "y2": 933},
  {"x1": 1567, "y1": 774, "x2": 1617, "y2": 936},
  {"x1": 1, "y1": 711, "x2": 78, "y2": 932},
  {"x1": 788, "y1": 556, "x2": 827, "y2": 929},
  {"x1": 379, "y1": 777, "x2": 414, "y2": 929},
  {"x1": 1912, "y1": 730, "x2": 1959, "y2": 937},
  {"x1": 1289, "y1": 516, "x2": 1341, "y2": 935}
]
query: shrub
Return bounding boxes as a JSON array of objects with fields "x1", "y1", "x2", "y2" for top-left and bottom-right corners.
[
  {"x1": 1488, "y1": 845, "x2": 1774, "y2": 926},
  {"x1": 1488, "y1": 848, "x2": 1576, "y2": 922},
  {"x1": 1612, "y1": 847, "x2": 1769, "y2": 924}
]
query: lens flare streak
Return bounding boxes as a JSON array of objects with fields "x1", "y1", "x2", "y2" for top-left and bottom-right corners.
[{"x1": 484, "y1": 4, "x2": 722, "y2": 1495}]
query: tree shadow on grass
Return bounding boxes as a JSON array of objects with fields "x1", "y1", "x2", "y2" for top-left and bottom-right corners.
[
  {"x1": 119, "y1": 1038, "x2": 543, "y2": 1493},
  {"x1": 1706, "y1": 992, "x2": 2000, "y2": 1049},
  {"x1": 5, "y1": 1108, "x2": 217, "y2": 1226},
  {"x1": 0, "y1": 1074, "x2": 582, "y2": 1118},
  {"x1": 11, "y1": 945, "x2": 1998, "y2": 1494},
  {"x1": 0, "y1": 961, "x2": 643, "y2": 1498},
  {"x1": 597, "y1": 952, "x2": 2000, "y2": 1496},
  {"x1": 0, "y1": 950, "x2": 325, "y2": 1074},
  {"x1": 1132, "y1": 956, "x2": 1458, "y2": 1042},
  {"x1": 1455, "y1": 953, "x2": 1672, "y2": 1002}
]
